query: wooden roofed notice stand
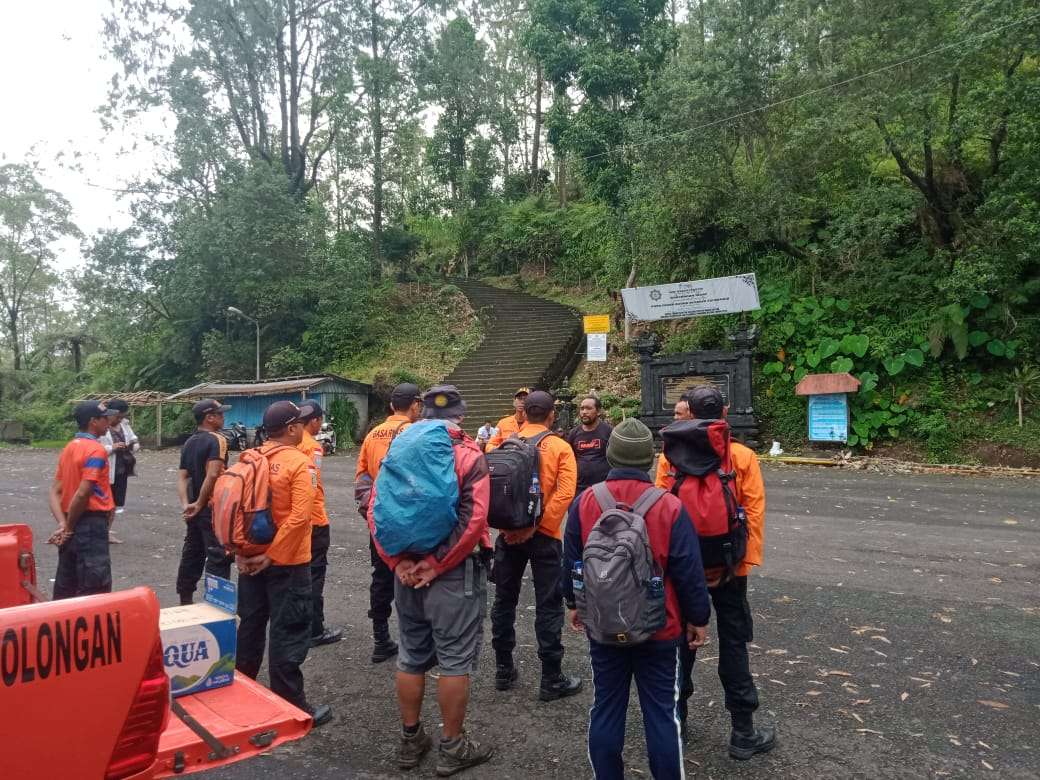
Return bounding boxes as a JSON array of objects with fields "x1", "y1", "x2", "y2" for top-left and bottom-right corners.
[
  {"x1": 72, "y1": 391, "x2": 172, "y2": 448},
  {"x1": 793, "y1": 373, "x2": 861, "y2": 443}
]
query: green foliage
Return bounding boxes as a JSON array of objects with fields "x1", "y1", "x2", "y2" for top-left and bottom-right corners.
[{"x1": 328, "y1": 396, "x2": 359, "y2": 447}]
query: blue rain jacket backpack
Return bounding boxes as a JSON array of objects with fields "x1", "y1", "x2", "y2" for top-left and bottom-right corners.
[{"x1": 372, "y1": 420, "x2": 460, "y2": 555}]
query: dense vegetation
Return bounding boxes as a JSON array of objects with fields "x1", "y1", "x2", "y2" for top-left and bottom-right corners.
[{"x1": 1, "y1": 0, "x2": 1038, "y2": 460}]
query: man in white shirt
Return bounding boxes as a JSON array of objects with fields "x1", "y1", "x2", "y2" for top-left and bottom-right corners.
[{"x1": 99, "y1": 399, "x2": 140, "y2": 542}]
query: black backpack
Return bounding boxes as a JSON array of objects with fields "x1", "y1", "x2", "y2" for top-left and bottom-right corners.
[{"x1": 485, "y1": 431, "x2": 555, "y2": 530}]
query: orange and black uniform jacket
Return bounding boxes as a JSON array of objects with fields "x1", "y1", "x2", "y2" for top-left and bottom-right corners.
[
  {"x1": 262, "y1": 443, "x2": 316, "y2": 566},
  {"x1": 354, "y1": 414, "x2": 412, "y2": 511},
  {"x1": 655, "y1": 440, "x2": 765, "y2": 580},
  {"x1": 56, "y1": 433, "x2": 115, "y2": 515},
  {"x1": 485, "y1": 413, "x2": 523, "y2": 452},
  {"x1": 516, "y1": 422, "x2": 578, "y2": 540},
  {"x1": 298, "y1": 430, "x2": 329, "y2": 527}
]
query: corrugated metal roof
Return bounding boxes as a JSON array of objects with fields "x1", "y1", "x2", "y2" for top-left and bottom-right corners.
[
  {"x1": 168, "y1": 374, "x2": 369, "y2": 401},
  {"x1": 794, "y1": 372, "x2": 861, "y2": 396},
  {"x1": 72, "y1": 391, "x2": 169, "y2": 405}
]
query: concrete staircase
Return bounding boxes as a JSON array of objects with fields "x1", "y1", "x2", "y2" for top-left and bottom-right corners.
[{"x1": 445, "y1": 279, "x2": 583, "y2": 432}]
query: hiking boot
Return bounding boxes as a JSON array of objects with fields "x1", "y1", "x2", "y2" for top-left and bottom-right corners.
[
  {"x1": 307, "y1": 704, "x2": 334, "y2": 728},
  {"x1": 539, "y1": 673, "x2": 583, "y2": 702},
  {"x1": 372, "y1": 638, "x2": 399, "y2": 663},
  {"x1": 436, "y1": 732, "x2": 493, "y2": 777},
  {"x1": 729, "y1": 724, "x2": 776, "y2": 760},
  {"x1": 495, "y1": 664, "x2": 518, "y2": 691},
  {"x1": 310, "y1": 627, "x2": 344, "y2": 648},
  {"x1": 397, "y1": 722, "x2": 432, "y2": 770}
]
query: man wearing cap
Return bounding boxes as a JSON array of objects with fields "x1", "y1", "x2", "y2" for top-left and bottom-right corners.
[
  {"x1": 175, "y1": 399, "x2": 234, "y2": 605},
  {"x1": 484, "y1": 387, "x2": 529, "y2": 452},
  {"x1": 490, "y1": 390, "x2": 583, "y2": 701},
  {"x1": 563, "y1": 418, "x2": 711, "y2": 779},
  {"x1": 367, "y1": 385, "x2": 494, "y2": 775},
  {"x1": 99, "y1": 398, "x2": 140, "y2": 531},
  {"x1": 297, "y1": 400, "x2": 344, "y2": 648},
  {"x1": 48, "y1": 401, "x2": 120, "y2": 599},
  {"x1": 355, "y1": 382, "x2": 423, "y2": 662},
  {"x1": 655, "y1": 385, "x2": 773, "y2": 759},
  {"x1": 236, "y1": 401, "x2": 332, "y2": 726}
]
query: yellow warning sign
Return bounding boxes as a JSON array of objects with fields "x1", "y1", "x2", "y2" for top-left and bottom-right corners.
[{"x1": 583, "y1": 314, "x2": 610, "y2": 334}]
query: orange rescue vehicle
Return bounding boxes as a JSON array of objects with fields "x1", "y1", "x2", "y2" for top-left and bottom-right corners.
[{"x1": 0, "y1": 524, "x2": 311, "y2": 779}]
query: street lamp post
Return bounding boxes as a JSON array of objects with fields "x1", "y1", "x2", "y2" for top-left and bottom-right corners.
[{"x1": 227, "y1": 306, "x2": 260, "y2": 380}]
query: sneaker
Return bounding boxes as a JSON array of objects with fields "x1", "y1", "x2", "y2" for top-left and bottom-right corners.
[
  {"x1": 397, "y1": 722, "x2": 432, "y2": 770},
  {"x1": 494, "y1": 664, "x2": 518, "y2": 691},
  {"x1": 729, "y1": 724, "x2": 776, "y2": 760},
  {"x1": 115, "y1": 507, "x2": 125, "y2": 515},
  {"x1": 436, "y1": 732, "x2": 493, "y2": 777},
  {"x1": 372, "y1": 638, "x2": 399, "y2": 663},
  {"x1": 108, "y1": 532, "x2": 123, "y2": 544},
  {"x1": 308, "y1": 704, "x2": 334, "y2": 728},
  {"x1": 310, "y1": 627, "x2": 344, "y2": 647},
  {"x1": 539, "y1": 673, "x2": 583, "y2": 702}
]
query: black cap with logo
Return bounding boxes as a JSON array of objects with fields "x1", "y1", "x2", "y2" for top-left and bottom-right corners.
[
  {"x1": 421, "y1": 385, "x2": 467, "y2": 420},
  {"x1": 73, "y1": 401, "x2": 119, "y2": 428},
  {"x1": 192, "y1": 399, "x2": 232, "y2": 422},
  {"x1": 263, "y1": 400, "x2": 303, "y2": 430}
]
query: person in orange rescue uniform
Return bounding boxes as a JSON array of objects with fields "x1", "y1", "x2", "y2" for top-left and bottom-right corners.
[
  {"x1": 484, "y1": 387, "x2": 529, "y2": 452},
  {"x1": 236, "y1": 400, "x2": 332, "y2": 727},
  {"x1": 354, "y1": 382, "x2": 423, "y2": 663},
  {"x1": 655, "y1": 386, "x2": 773, "y2": 758},
  {"x1": 490, "y1": 390, "x2": 583, "y2": 701},
  {"x1": 297, "y1": 400, "x2": 344, "y2": 648}
]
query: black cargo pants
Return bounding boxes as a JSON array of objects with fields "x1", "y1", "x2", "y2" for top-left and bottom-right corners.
[
  {"x1": 368, "y1": 535, "x2": 395, "y2": 626},
  {"x1": 53, "y1": 513, "x2": 112, "y2": 600},
  {"x1": 310, "y1": 525, "x2": 330, "y2": 637},
  {"x1": 175, "y1": 511, "x2": 233, "y2": 602},
  {"x1": 236, "y1": 562, "x2": 313, "y2": 711},
  {"x1": 679, "y1": 575, "x2": 759, "y2": 724},
  {"x1": 490, "y1": 531, "x2": 565, "y2": 675}
]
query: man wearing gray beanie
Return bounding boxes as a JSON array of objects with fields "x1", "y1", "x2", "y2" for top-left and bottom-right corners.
[{"x1": 561, "y1": 417, "x2": 711, "y2": 779}]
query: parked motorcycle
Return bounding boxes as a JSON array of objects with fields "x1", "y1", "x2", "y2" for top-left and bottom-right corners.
[
  {"x1": 251, "y1": 425, "x2": 267, "y2": 449},
  {"x1": 315, "y1": 417, "x2": 337, "y2": 456},
  {"x1": 221, "y1": 422, "x2": 249, "y2": 451}
]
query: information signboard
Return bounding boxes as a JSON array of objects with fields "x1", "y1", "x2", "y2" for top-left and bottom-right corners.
[
  {"x1": 622, "y1": 273, "x2": 760, "y2": 322},
  {"x1": 587, "y1": 333, "x2": 608, "y2": 362},
  {"x1": 807, "y1": 393, "x2": 849, "y2": 442}
]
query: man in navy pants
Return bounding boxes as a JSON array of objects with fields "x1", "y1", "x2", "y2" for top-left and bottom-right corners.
[{"x1": 563, "y1": 418, "x2": 711, "y2": 780}]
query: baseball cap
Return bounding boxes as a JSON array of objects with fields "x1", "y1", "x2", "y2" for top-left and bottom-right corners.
[
  {"x1": 73, "y1": 401, "x2": 119, "y2": 427},
  {"x1": 298, "y1": 400, "x2": 324, "y2": 421},
  {"x1": 390, "y1": 382, "x2": 421, "y2": 410},
  {"x1": 421, "y1": 385, "x2": 467, "y2": 420},
  {"x1": 107, "y1": 398, "x2": 130, "y2": 413},
  {"x1": 263, "y1": 400, "x2": 302, "y2": 430},
  {"x1": 514, "y1": 387, "x2": 531, "y2": 398},
  {"x1": 685, "y1": 385, "x2": 725, "y2": 419},
  {"x1": 192, "y1": 399, "x2": 231, "y2": 422},
  {"x1": 523, "y1": 390, "x2": 555, "y2": 414}
]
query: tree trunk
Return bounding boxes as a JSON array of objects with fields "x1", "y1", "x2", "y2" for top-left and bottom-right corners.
[
  {"x1": 370, "y1": 0, "x2": 384, "y2": 275},
  {"x1": 530, "y1": 63, "x2": 543, "y2": 193},
  {"x1": 8, "y1": 311, "x2": 21, "y2": 370},
  {"x1": 1019, "y1": 394, "x2": 1024, "y2": 428}
]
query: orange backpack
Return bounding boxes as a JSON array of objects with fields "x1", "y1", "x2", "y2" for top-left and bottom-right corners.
[{"x1": 211, "y1": 445, "x2": 291, "y2": 556}]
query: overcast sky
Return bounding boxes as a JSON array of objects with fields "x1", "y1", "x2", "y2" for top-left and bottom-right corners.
[{"x1": 2, "y1": 0, "x2": 166, "y2": 270}]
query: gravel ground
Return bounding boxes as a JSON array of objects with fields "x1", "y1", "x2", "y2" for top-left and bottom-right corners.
[{"x1": 1, "y1": 446, "x2": 1037, "y2": 779}]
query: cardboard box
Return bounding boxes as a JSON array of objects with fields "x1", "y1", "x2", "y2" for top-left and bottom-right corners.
[{"x1": 159, "y1": 576, "x2": 238, "y2": 697}]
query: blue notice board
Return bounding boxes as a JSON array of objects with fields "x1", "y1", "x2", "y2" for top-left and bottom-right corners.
[{"x1": 807, "y1": 393, "x2": 849, "y2": 442}]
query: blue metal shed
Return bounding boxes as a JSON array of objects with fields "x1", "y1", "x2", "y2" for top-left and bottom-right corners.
[{"x1": 168, "y1": 374, "x2": 372, "y2": 438}]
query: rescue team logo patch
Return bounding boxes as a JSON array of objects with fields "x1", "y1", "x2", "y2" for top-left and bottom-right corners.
[{"x1": 434, "y1": 394, "x2": 449, "y2": 408}]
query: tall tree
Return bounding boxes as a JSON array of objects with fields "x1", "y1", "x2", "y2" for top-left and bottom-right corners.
[{"x1": 0, "y1": 165, "x2": 79, "y2": 370}]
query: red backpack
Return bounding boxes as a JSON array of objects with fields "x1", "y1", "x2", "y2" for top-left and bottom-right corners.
[
  {"x1": 660, "y1": 419, "x2": 748, "y2": 581},
  {"x1": 211, "y1": 445, "x2": 291, "y2": 556}
]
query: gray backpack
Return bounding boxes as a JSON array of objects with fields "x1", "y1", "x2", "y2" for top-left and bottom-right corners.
[{"x1": 575, "y1": 484, "x2": 667, "y2": 645}]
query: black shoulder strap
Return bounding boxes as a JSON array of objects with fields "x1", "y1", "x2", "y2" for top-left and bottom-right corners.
[{"x1": 670, "y1": 473, "x2": 687, "y2": 497}]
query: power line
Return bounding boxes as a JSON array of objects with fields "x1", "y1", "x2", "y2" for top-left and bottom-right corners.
[{"x1": 582, "y1": 11, "x2": 1040, "y2": 162}]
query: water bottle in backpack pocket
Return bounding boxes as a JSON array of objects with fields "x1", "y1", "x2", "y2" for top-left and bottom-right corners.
[
  {"x1": 485, "y1": 432, "x2": 553, "y2": 530},
  {"x1": 577, "y1": 484, "x2": 669, "y2": 646}
]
